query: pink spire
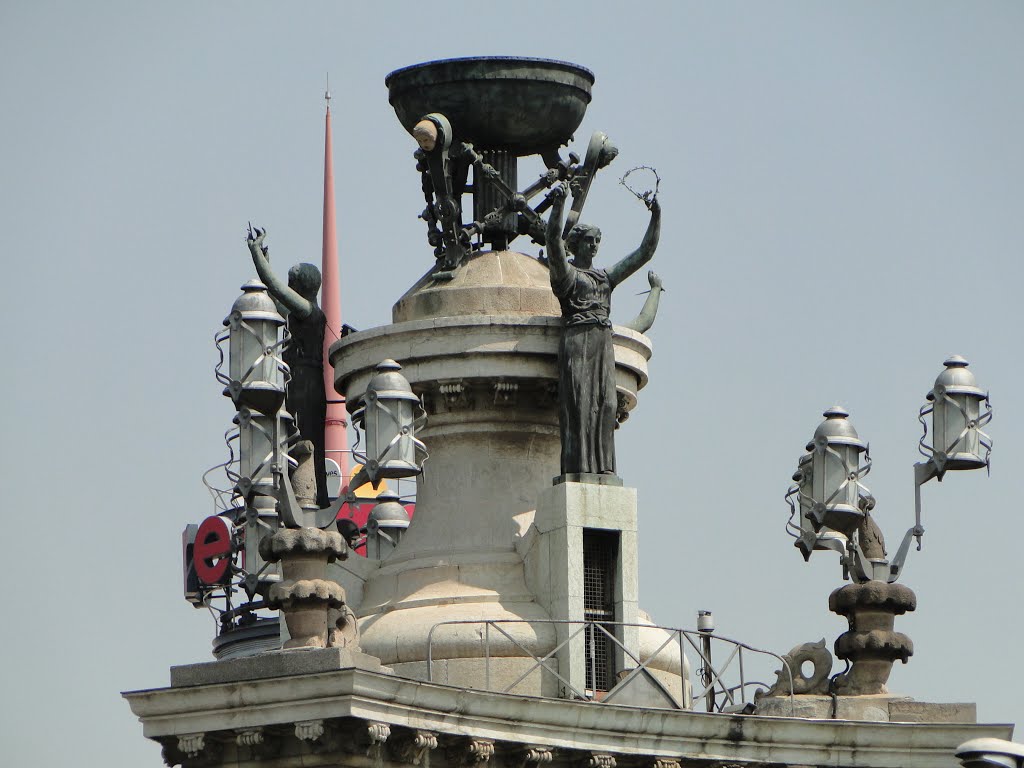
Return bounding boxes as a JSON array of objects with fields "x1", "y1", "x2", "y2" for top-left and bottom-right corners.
[{"x1": 321, "y1": 87, "x2": 349, "y2": 487}]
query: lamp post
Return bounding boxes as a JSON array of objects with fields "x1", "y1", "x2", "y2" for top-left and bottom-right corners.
[
  {"x1": 259, "y1": 358, "x2": 428, "y2": 648},
  {"x1": 786, "y1": 357, "x2": 992, "y2": 585},
  {"x1": 784, "y1": 357, "x2": 992, "y2": 695}
]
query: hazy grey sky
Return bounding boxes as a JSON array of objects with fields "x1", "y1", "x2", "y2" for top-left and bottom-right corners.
[{"x1": 2, "y1": 2, "x2": 1022, "y2": 765}]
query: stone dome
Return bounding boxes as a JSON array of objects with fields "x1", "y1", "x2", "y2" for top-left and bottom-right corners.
[{"x1": 392, "y1": 250, "x2": 560, "y2": 323}]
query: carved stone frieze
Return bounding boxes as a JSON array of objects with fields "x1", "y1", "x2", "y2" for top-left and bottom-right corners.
[
  {"x1": 439, "y1": 380, "x2": 471, "y2": 410},
  {"x1": 161, "y1": 732, "x2": 224, "y2": 767},
  {"x1": 394, "y1": 729, "x2": 439, "y2": 765},
  {"x1": 651, "y1": 759, "x2": 680, "y2": 768},
  {"x1": 427, "y1": 378, "x2": 563, "y2": 415},
  {"x1": 294, "y1": 719, "x2": 325, "y2": 742},
  {"x1": 234, "y1": 727, "x2": 280, "y2": 759},
  {"x1": 493, "y1": 381, "x2": 519, "y2": 406},
  {"x1": 235, "y1": 728, "x2": 264, "y2": 747},
  {"x1": 367, "y1": 721, "x2": 392, "y2": 747},
  {"x1": 459, "y1": 738, "x2": 495, "y2": 765},
  {"x1": 588, "y1": 754, "x2": 617, "y2": 768},
  {"x1": 521, "y1": 746, "x2": 554, "y2": 767},
  {"x1": 178, "y1": 733, "x2": 206, "y2": 759}
]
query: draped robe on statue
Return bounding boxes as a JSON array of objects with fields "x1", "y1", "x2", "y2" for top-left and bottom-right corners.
[
  {"x1": 551, "y1": 265, "x2": 617, "y2": 475},
  {"x1": 283, "y1": 306, "x2": 329, "y2": 508}
]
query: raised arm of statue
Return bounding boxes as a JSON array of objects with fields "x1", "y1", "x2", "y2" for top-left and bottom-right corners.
[
  {"x1": 625, "y1": 270, "x2": 663, "y2": 333},
  {"x1": 246, "y1": 227, "x2": 314, "y2": 319},
  {"x1": 605, "y1": 197, "x2": 661, "y2": 289},
  {"x1": 545, "y1": 183, "x2": 571, "y2": 286}
]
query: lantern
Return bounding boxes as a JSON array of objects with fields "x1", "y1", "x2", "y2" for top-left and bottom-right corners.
[
  {"x1": 224, "y1": 279, "x2": 285, "y2": 416},
  {"x1": 805, "y1": 406, "x2": 870, "y2": 537},
  {"x1": 365, "y1": 490, "x2": 411, "y2": 561},
  {"x1": 920, "y1": 356, "x2": 992, "y2": 477},
  {"x1": 355, "y1": 360, "x2": 427, "y2": 485},
  {"x1": 788, "y1": 452, "x2": 848, "y2": 561}
]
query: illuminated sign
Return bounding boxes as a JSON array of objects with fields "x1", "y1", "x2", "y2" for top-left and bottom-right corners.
[{"x1": 192, "y1": 515, "x2": 233, "y2": 585}]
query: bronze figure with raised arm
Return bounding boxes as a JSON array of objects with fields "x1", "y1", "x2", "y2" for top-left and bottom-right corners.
[
  {"x1": 545, "y1": 183, "x2": 661, "y2": 477},
  {"x1": 246, "y1": 226, "x2": 330, "y2": 508}
]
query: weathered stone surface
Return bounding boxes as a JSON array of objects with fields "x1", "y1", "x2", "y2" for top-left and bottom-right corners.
[
  {"x1": 830, "y1": 580, "x2": 917, "y2": 695},
  {"x1": 392, "y1": 250, "x2": 560, "y2": 323},
  {"x1": 755, "y1": 693, "x2": 910, "y2": 721},
  {"x1": 259, "y1": 528, "x2": 348, "y2": 563},
  {"x1": 889, "y1": 700, "x2": 977, "y2": 723},
  {"x1": 169, "y1": 646, "x2": 387, "y2": 687},
  {"x1": 756, "y1": 694, "x2": 978, "y2": 725},
  {"x1": 268, "y1": 578, "x2": 345, "y2": 608},
  {"x1": 758, "y1": 639, "x2": 833, "y2": 697},
  {"x1": 829, "y1": 581, "x2": 917, "y2": 615}
]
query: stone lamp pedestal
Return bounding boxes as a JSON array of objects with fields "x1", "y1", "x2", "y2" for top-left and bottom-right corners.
[
  {"x1": 829, "y1": 580, "x2": 917, "y2": 695},
  {"x1": 260, "y1": 528, "x2": 348, "y2": 649}
]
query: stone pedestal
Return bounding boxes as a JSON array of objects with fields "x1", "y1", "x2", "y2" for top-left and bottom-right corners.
[
  {"x1": 528, "y1": 481, "x2": 640, "y2": 696},
  {"x1": 260, "y1": 528, "x2": 348, "y2": 649},
  {"x1": 327, "y1": 251, "x2": 654, "y2": 692},
  {"x1": 829, "y1": 580, "x2": 916, "y2": 695}
]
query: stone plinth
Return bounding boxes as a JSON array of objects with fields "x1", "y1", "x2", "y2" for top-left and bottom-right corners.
[
  {"x1": 528, "y1": 482, "x2": 640, "y2": 695},
  {"x1": 327, "y1": 250, "x2": 653, "y2": 687},
  {"x1": 170, "y1": 646, "x2": 387, "y2": 687},
  {"x1": 260, "y1": 528, "x2": 348, "y2": 649},
  {"x1": 829, "y1": 580, "x2": 916, "y2": 695},
  {"x1": 755, "y1": 694, "x2": 977, "y2": 724}
]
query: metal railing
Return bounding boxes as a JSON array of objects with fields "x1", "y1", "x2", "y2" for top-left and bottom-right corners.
[{"x1": 425, "y1": 619, "x2": 794, "y2": 715}]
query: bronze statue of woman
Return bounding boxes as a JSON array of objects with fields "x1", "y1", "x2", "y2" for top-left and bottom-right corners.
[
  {"x1": 545, "y1": 183, "x2": 661, "y2": 476},
  {"x1": 247, "y1": 227, "x2": 330, "y2": 508}
]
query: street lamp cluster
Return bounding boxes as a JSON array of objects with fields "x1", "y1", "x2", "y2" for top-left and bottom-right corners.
[{"x1": 786, "y1": 356, "x2": 992, "y2": 585}]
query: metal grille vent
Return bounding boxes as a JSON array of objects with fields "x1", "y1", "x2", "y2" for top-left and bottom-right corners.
[{"x1": 583, "y1": 530, "x2": 618, "y2": 692}]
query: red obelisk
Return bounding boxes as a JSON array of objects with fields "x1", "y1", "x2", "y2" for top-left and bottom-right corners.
[{"x1": 321, "y1": 87, "x2": 349, "y2": 493}]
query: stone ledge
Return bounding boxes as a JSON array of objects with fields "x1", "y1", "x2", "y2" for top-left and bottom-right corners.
[
  {"x1": 554, "y1": 473, "x2": 623, "y2": 487},
  {"x1": 169, "y1": 647, "x2": 387, "y2": 687},
  {"x1": 755, "y1": 694, "x2": 978, "y2": 724},
  {"x1": 889, "y1": 700, "x2": 977, "y2": 724},
  {"x1": 125, "y1": 667, "x2": 1011, "y2": 768}
]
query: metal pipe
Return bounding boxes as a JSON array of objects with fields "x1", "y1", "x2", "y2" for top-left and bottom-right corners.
[{"x1": 702, "y1": 633, "x2": 714, "y2": 712}]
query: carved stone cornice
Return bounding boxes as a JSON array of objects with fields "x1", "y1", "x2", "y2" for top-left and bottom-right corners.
[
  {"x1": 588, "y1": 754, "x2": 617, "y2": 768},
  {"x1": 651, "y1": 759, "x2": 680, "y2": 768}
]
